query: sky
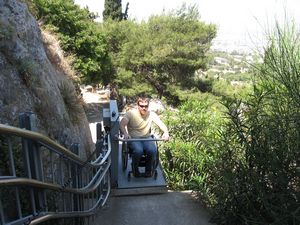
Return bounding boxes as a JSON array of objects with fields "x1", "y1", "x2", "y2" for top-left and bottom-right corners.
[{"x1": 74, "y1": 0, "x2": 300, "y2": 53}]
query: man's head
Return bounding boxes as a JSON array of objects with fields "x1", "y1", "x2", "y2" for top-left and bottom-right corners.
[{"x1": 137, "y1": 96, "x2": 150, "y2": 116}]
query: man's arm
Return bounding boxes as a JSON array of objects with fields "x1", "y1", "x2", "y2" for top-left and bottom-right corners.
[
  {"x1": 120, "y1": 117, "x2": 130, "y2": 139},
  {"x1": 152, "y1": 113, "x2": 169, "y2": 140}
]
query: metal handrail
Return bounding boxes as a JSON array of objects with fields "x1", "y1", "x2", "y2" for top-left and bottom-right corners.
[
  {"x1": 91, "y1": 137, "x2": 111, "y2": 167},
  {"x1": 0, "y1": 158, "x2": 111, "y2": 194},
  {"x1": 0, "y1": 123, "x2": 111, "y2": 225},
  {"x1": 0, "y1": 123, "x2": 111, "y2": 169},
  {"x1": 0, "y1": 124, "x2": 83, "y2": 164},
  {"x1": 116, "y1": 135, "x2": 167, "y2": 142},
  {"x1": 30, "y1": 184, "x2": 111, "y2": 225}
]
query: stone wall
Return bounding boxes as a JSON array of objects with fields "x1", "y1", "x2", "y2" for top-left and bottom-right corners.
[{"x1": 0, "y1": 0, "x2": 94, "y2": 159}]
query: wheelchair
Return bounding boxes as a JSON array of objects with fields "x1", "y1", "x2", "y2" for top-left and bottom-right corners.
[{"x1": 121, "y1": 136, "x2": 159, "y2": 181}]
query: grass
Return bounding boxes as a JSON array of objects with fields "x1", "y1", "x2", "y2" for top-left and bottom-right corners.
[{"x1": 59, "y1": 80, "x2": 84, "y2": 124}]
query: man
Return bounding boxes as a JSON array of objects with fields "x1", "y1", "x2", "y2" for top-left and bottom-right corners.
[{"x1": 119, "y1": 95, "x2": 169, "y2": 177}]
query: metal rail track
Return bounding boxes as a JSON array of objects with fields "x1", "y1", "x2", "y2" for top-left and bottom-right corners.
[{"x1": 0, "y1": 122, "x2": 111, "y2": 225}]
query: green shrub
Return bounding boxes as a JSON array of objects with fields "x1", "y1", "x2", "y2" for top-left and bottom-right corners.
[
  {"x1": 160, "y1": 98, "x2": 224, "y2": 197},
  {"x1": 0, "y1": 20, "x2": 14, "y2": 41},
  {"x1": 17, "y1": 59, "x2": 39, "y2": 87},
  {"x1": 208, "y1": 22, "x2": 300, "y2": 225}
]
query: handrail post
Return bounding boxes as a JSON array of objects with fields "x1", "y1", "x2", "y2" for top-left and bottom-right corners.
[
  {"x1": 95, "y1": 123, "x2": 104, "y2": 158},
  {"x1": 103, "y1": 100, "x2": 119, "y2": 188},
  {"x1": 70, "y1": 143, "x2": 84, "y2": 225},
  {"x1": 71, "y1": 143, "x2": 80, "y2": 155},
  {"x1": 19, "y1": 112, "x2": 38, "y2": 179},
  {"x1": 19, "y1": 112, "x2": 44, "y2": 179},
  {"x1": 19, "y1": 112, "x2": 46, "y2": 214}
]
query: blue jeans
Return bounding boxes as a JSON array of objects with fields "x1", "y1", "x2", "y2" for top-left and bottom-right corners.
[{"x1": 129, "y1": 137, "x2": 157, "y2": 173}]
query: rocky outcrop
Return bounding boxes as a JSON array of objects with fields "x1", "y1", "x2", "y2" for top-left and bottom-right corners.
[{"x1": 0, "y1": 0, "x2": 94, "y2": 159}]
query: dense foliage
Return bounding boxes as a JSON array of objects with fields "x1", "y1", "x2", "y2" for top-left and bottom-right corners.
[
  {"x1": 161, "y1": 96, "x2": 224, "y2": 191},
  {"x1": 27, "y1": 1, "x2": 216, "y2": 102},
  {"x1": 32, "y1": 0, "x2": 114, "y2": 84},
  {"x1": 115, "y1": 5, "x2": 216, "y2": 100},
  {"x1": 160, "y1": 23, "x2": 300, "y2": 225},
  {"x1": 103, "y1": 0, "x2": 123, "y2": 21}
]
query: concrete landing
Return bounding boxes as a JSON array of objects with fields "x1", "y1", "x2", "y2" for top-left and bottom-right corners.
[{"x1": 94, "y1": 191, "x2": 215, "y2": 225}]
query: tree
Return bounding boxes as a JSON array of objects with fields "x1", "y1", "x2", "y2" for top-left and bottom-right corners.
[
  {"x1": 32, "y1": 0, "x2": 114, "y2": 84},
  {"x1": 103, "y1": 0, "x2": 123, "y2": 21},
  {"x1": 116, "y1": 4, "x2": 217, "y2": 99}
]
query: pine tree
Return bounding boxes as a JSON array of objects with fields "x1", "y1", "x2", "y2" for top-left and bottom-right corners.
[{"x1": 103, "y1": 0, "x2": 123, "y2": 21}]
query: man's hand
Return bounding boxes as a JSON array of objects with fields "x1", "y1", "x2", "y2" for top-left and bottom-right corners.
[
  {"x1": 123, "y1": 133, "x2": 131, "y2": 139},
  {"x1": 162, "y1": 132, "x2": 169, "y2": 141}
]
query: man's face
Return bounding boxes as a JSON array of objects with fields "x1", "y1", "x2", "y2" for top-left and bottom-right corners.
[{"x1": 138, "y1": 100, "x2": 149, "y2": 116}]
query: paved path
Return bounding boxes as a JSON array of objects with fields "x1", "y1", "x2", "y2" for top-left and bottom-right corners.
[
  {"x1": 82, "y1": 91, "x2": 105, "y2": 143},
  {"x1": 94, "y1": 191, "x2": 215, "y2": 225}
]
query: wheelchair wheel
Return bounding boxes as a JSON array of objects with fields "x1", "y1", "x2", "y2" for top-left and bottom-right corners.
[
  {"x1": 127, "y1": 172, "x2": 131, "y2": 181},
  {"x1": 154, "y1": 170, "x2": 158, "y2": 180},
  {"x1": 122, "y1": 142, "x2": 128, "y2": 171},
  {"x1": 154, "y1": 149, "x2": 159, "y2": 170}
]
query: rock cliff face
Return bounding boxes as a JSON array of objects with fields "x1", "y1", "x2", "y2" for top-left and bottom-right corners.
[{"x1": 0, "y1": 0, "x2": 94, "y2": 159}]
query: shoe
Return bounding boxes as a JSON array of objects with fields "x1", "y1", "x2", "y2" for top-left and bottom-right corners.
[{"x1": 145, "y1": 170, "x2": 152, "y2": 177}]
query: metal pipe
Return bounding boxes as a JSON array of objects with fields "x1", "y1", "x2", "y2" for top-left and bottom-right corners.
[
  {"x1": 116, "y1": 135, "x2": 166, "y2": 142},
  {"x1": 0, "y1": 158, "x2": 111, "y2": 195}
]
